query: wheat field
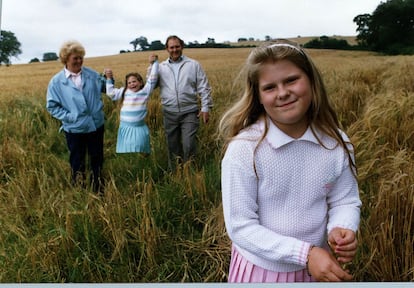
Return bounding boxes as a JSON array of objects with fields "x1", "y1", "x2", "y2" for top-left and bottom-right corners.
[{"x1": 0, "y1": 47, "x2": 413, "y2": 282}]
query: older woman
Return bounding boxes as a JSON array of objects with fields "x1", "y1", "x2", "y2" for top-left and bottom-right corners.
[{"x1": 46, "y1": 40, "x2": 105, "y2": 193}]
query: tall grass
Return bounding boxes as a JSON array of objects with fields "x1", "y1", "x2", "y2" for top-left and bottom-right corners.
[{"x1": 0, "y1": 48, "x2": 412, "y2": 282}]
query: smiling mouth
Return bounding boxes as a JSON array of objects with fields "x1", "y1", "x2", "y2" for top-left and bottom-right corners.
[{"x1": 277, "y1": 100, "x2": 296, "y2": 108}]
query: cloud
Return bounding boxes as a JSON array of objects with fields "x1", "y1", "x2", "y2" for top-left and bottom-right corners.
[{"x1": 1, "y1": 0, "x2": 382, "y2": 64}]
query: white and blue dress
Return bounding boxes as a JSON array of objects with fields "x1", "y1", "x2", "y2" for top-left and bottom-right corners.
[{"x1": 106, "y1": 61, "x2": 159, "y2": 153}]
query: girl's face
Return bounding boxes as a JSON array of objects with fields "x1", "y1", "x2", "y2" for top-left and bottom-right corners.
[
  {"x1": 127, "y1": 75, "x2": 142, "y2": 92},
  {"x1": 258, "y1": 59, "x2": 312, "y2": 139}
]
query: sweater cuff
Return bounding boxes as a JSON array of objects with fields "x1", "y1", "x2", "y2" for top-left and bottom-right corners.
[{"x1": 298, "y1": 242, "x2": 312, "y2": 267}]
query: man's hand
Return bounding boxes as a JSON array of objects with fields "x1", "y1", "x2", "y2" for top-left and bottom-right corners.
[
  {"x1": 104, "y1": 68, "x2": 113, "y2": 79},
  {"x1": 149, "y1": 54, "x2": 158, "y2": 64},
  {"x1": 198, "y1": 111, "x2": 209, "y2": 124}
]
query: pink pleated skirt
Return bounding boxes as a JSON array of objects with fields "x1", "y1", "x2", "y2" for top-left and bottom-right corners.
[{"x1": 228, "y1": 245, "x2": 315, "y2": 283}]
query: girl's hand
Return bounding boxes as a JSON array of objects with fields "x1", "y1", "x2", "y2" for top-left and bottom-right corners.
[
  {"x1": 149, "y1": 54, "x2": 158, "y2": 64},
  {"x1": 328, "y1": 228, "x2": 357, "y2": 263},
  {"x1": 307, "y1": 246, "x2": 353, "y2": 282}
]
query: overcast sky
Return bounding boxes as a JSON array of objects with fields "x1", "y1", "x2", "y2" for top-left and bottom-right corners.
[{"x1": 2, "y1": 0, "x2": 382, "y2": 64}]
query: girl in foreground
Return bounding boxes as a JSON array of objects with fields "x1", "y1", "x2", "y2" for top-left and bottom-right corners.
[{"x1": 219, "y1": 40, "x2": 361, "y2": 282}]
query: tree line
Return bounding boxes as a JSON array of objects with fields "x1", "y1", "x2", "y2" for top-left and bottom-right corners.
[
  {"x1": 0, "y1": 0, "x2": 413, "y2": 65},
  {"x1": 353, "y1": 0, "x2": 414, "y2": 55},
  {"x1": 126, "y1": 36, "x2": 248, "y2": 53}
]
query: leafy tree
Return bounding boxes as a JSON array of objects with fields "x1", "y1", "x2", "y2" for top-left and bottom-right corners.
[
  {"x1": 42, "y1": 52, "x2": 58, "y2": 61},
  {"x1": 149, "y1": 40, "x2": 164, "y2": 51},
  {"x1": 130, "y1": 36, "x2": 150, "y2": 51},
  {"x1": 303, "y1": 36, "x2": 351, "y2": 50},
  {"x1": 354, "y1": 0, "x2": 414, "y2": 54},
  {"x1": 130, "y1": 39, "x2": 139, "y2": 51},
  {"x1": 204, "y1": 38, "x2": 216, "y2": 48},
  {"x1": 206, "y1": 38, "x2": 215, "y2": 44},
  {"x1": 0, "y1": 30, "x2": 22, "y2": 65},
  {"x1": 187, "y1": 40, "x2": 201, "y2": 48},
  {"x1": 354, "y1": 13, "x2": 371, "y2": 47},
  {"x1": 29, "y1": 57, "x2": 40, "y2": 63}
]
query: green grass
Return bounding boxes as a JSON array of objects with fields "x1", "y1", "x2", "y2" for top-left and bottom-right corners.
[{"x1": 0, "y1": 49, "x2": 413, "y2": 282}]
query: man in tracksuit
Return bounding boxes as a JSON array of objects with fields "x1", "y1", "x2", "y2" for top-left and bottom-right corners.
[{"x1": 152, "y1": 35, "x2": 213, "y2": 169}]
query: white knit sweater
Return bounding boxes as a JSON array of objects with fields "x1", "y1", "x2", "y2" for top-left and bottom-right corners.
[{"x1": 221, "y1": 118, "x2": 361, "y2": 272}]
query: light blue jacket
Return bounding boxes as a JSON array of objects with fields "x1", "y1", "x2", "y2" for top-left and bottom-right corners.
[{"x1": 46, "y1": 66, "x2": 104, "y2": 133}]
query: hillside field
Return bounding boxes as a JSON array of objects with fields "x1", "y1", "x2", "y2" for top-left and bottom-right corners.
[{"x1": 0, "y1": 46, "x2": 413, "y2": 282}]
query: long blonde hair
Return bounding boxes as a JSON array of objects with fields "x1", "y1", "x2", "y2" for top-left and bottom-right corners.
[{"x1": 218, "y1": 39, "x2": 356, "y2": 173}]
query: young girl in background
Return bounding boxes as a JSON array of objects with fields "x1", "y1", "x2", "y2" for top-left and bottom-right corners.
[
  {"x1": 219, "y1": 40, "x2": 361, "y2": 282},
  {"x1": 106, "y1": 54, "x2": 158, "y2": 154}
]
